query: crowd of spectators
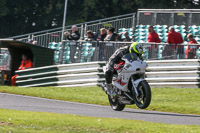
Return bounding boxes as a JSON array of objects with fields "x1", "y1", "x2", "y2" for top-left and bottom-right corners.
[
  {"x1": 64, "y1": 25, "x2": 198, "y2": 44},
  {"x1": 64, "y1": 25, "x2": 132, "y2": 42},
  {"x1": 63, "y1": 25, "x2": 199, "y2": 60}
]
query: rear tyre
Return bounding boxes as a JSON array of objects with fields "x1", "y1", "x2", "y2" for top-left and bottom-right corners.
[
  {"x1": 108, "y1": 95, "x2": 125, "y2": 111},
  {"x1": 134, "y1": 80, "x2": 151, "y2": 109}
]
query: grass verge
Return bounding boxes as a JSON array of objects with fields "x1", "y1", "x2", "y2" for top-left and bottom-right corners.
[
  {"x1": 0, "y1": 108, "x2": 199, "y2": 133},
  {"x1": 0, "y1": 86, "x2": 200, "y2": 115}
]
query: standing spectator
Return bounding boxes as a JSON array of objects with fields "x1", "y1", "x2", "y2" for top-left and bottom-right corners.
[
  {"x1": 97, "y1": 28, "x2": 107, "y2": 61},
  {"x1": 104, "y1": 27, "x2": 118, "y2": 41},
  {"x1": 185, "y1": 33, "x2": 198, "y2": 59},
  {"x1": 97, "y1": 28, "x2": 107, "y2": 41},
  {"x1": 104, "y1": 27, "x2": 118, "y2": 60},
  {"x1": 147, "y1": 26, "x2": 161, "y2": 59},
  {"x1": 11, "y1": 54, "x2": 33, "y2": 86},
  {"x1": 148, "y1": 26, "x2": 161, "y2": 43},
  {"x1": 85, "y1": 30, "x2": 96, "y2": 41},
  {"x1": 166, "y1": 26, "x2": 183, "y2": 59},
  {"x1": 167, "y1": 27, "x2": 183, "y2": 44},
  {"x1": 64, "y1": 25, "x2": 80, "y2": 63},
  {"x1": 118, "y1": 32, "x2": 131, "y2": 42}
]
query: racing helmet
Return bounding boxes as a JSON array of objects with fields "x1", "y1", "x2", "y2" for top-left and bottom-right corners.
[{"x1": 129, "y1": 42, "x2": 143, "y2": 55}]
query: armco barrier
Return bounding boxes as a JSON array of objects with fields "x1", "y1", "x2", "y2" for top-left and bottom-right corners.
[
  {"x1": 146, "y1": 59, "x2": 200, "y2": 88},
  {"x1": 16, "y1": 59, "x2": 200, "y2": 88},
  {"x1": 16, "y1": 62, "x2": 105, "y2": 87}
]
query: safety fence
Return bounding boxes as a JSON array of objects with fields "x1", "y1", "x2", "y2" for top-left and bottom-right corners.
[
  {"x1": 16, "y1": 59, "x2": 200, "y2": 88},
  {"x1": 9, "y1": 13, "x2": 136, "y2": 47},
  {"x1": 49, "y1": 41, "x2": 200, "y2": 64},
  {"x1": 16, "y1": 62, "x2": 105, "y2": 87}
]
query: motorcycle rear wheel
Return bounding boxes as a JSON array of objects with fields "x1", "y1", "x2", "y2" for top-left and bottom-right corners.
[
  {"x1": 134, "y1": 80, "x2": 151, "y2": 109},
  {"x1": 108, "y1": 95, "x2": 125, "y2": 111}
]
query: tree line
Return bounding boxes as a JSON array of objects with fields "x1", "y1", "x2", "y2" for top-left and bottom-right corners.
[{"x1": 0, "y1": 0, "x2": 199, "y2": 38}]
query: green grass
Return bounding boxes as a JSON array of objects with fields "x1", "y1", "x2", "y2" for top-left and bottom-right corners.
[
  {"x1": 0, "y1": 109, "x2": 199, "y2": 133},
  {"x1": 0, "y1": 86, "x2": 200, "y2": 115}
]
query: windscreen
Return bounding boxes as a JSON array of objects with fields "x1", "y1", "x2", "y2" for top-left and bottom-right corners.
[{"x1": 122, "y1": 52, "x2": 138, "y2": 62}]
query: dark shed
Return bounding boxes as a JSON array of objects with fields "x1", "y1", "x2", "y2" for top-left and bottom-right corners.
[{"x1": 0, "y1": 39, "x2": 54, "y2": 85}]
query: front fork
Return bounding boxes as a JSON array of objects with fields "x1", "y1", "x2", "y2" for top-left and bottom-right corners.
[{"x1": 131, "y1": 77, "x2": 139, "y2": 97}]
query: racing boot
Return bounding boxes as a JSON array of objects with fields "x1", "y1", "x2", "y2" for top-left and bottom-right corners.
[{"x1": 106, "y1": 83, "x2": 116, "y2": 97}]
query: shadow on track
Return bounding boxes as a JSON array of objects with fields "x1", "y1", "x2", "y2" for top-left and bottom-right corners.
[{"x1": 123, "y1": 110, "x2": 200, "y2": 118}]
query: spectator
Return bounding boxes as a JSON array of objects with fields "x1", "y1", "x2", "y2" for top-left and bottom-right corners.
[
  {"x1": 28, "y1": 39, "x2": 38, "y2": 45},
  {"x1": 185, "y1": 33, "x2": 198, "y2": 59},
  {"x1": 167, "y1": 27, "x2": 183, "y2": 44},
  {"x1": 64, "y1": 25, "x2": 80, "y2": 40},
  {"x1": 118, "y1": 32, "x2": 131, "y2": 42},
  {"x1": 147, "y1": 25, "x2": 161, "y2": 59},
  {"x1": 187, "y1": 33, "x2": 197, "y2": 44},
  {"x1": 28, "y1": 35, "x2": 36, "y2": 44},
  {"x1": 166, "y1": 26, "x2": 183, "y2": 59},
  {"x1": 85, "y1": 30, "x2": 96, "y2": 41},
  {"x1": 97, "y1": 28, "x2": 107, "y2": 61},
  {"x1": 64, "y1": 25, "x2": 80, "y2": 63},
  {"x1": 104, "y1": 27, "x2": 118, "y2": 41},
  {"x1": 97, "y1": 28, "x2": 107, "y2": 41},
  {"x1": 11, "y1": 54, "x2": 33, "y2": 86},
  {"x1": 148, "y1": 26, "x2": 161, "y2": 43}
]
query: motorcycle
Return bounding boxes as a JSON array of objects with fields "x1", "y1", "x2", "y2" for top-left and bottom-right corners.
[{"x1": 101, "y1": 52, "x2": 151, "y2": 111}]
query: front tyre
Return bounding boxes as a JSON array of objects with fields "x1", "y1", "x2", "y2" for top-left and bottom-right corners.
[
  {"x1": 135, "y1": 80, "x2": 151, "y2": 109},
  {"x1": 108, "y1": 96, "x2": 125, "y2": 111}
]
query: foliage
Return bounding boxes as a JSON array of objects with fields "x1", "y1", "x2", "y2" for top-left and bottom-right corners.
[
  {"x1": 0, "y1": 86, "x2": 200, "y2": 115},
  {"x1": 0, "y1": 0, "x2": 200, "y2": 37}
]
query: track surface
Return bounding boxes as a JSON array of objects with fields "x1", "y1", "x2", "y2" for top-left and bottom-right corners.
[{"x1": 0, "y1": 93, "x2": 199, "y2": 125}]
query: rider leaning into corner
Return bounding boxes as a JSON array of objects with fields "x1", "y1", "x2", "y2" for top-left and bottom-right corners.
[{"x1": 105, "y1": 42, "x2": 144, "y2": 96}]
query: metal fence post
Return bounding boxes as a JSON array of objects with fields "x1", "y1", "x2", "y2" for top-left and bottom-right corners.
[
  {"x1": 154, "y1": 13, "x2": 157, "y2": 25},
  {"x1": 80, "y1": 24, "x2": 84, "y2": 40},
  {"x1": 188, "y1": 13, "x2": 192, "y2": 28},
  {"x1": 170, "y1": 13, "x2": 175, "y2": 26},
  {"x1": 132, "y1": 14, "x2": 136, "y2": 39},
  {"x1": 84, "y1": 23, "x2": 87, "y2": 39},
  {"x1": 136, "y1": 12, "x2": 140, "y2": 25},
  {"x1": 59, "y1": 0, "x2": 68, "y2": 64}
]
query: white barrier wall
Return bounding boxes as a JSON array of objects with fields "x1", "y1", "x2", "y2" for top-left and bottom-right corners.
[{"x1": 16, "y1": 59, "x2": 200, "y2": 88}]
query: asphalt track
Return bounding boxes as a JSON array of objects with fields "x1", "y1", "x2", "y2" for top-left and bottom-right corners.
[{"x1": 0, "y1": 93, "x2": 199, "y2": 125}]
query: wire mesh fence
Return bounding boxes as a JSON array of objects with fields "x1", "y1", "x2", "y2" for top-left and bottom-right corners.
[{"x1": 137, "y1": 9, "x2": 200, "y2": 28}]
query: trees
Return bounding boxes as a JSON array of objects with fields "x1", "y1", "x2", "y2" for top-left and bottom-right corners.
[
  {"x1": 0, "y1": 0, "x2": 65, "y2": 37},
  {"x1": 0, "y1": 0, "x2": 199, "y2": 38}
]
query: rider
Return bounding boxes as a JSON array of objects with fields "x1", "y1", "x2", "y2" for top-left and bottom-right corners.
[{"x1": 105, "y1": 42, "x2": 143, "y2": 96}]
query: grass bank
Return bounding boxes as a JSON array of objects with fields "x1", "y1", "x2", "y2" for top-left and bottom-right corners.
[
  {"x1": 0, "y1": 109, "x2": 199, "y2": 133},
  {"x1": 0, "y1": 86, "x2": 200, "y2": 115}
]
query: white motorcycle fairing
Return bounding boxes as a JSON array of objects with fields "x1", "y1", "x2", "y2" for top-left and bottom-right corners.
[
  {"x1": 103, "y1": 52, "x2": 147, "y2": 93},
  {"x1": 113, "y1": 58, "x2": 147, "y2": 92}
]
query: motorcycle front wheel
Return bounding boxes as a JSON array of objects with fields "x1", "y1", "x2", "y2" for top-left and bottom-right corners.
[
  {"x1": 134, "y1": 80, "x2": 151, "y2": 109},
  {"x1": 108, "y1": 95, "x2": 125, "y2": 111}
]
